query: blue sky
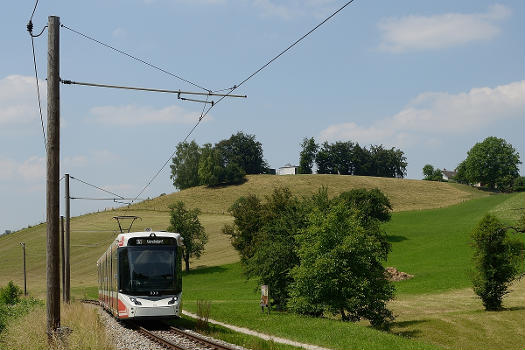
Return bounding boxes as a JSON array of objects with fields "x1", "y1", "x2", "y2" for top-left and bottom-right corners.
[{"x1": 1, "y1": 0, "x2": 523, "y2": 233}]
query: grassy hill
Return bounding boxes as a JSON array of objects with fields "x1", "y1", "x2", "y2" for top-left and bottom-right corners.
[
  {"x1": 0, "y1": 174, "x2": 485, "y2": 297},
  {"x1": 1, "y1": 174, "x2": 523, "y2": 350}
]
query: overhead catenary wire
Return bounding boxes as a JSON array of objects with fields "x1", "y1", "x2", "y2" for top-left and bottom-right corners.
[
  {"x1": 69, "y1": 175, "x2": 126, "y2": 200},
  {"x1": 200, "y1": 0, "x2": 357, "y2": 121},
  {"x1": 60, "y1": 79, "x2": 247, "y2": 99},
  {"x1": 29, "y1": 35, "x2": 47, "y2": 151},
  {"x1": 131, "y1": 0, "x2": 356, "y2": 202},
  {"x1": 27, "y1": 0, "x2": 47, "y2": 152},
  {"x1": 70, "y1": 197, "x2": 144, "y2": 201},
  {"x1": 60, "y1": 23, "x2": 212, "y2": 92}
]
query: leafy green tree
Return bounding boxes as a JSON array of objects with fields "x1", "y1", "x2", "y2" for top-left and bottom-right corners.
[
  {"x1": 215, "y1": 131, "x2": 268, "y2": 174},
  {"x1": 298, "y1": 137, "x2": 318, "y2": 174},
  {"x1": 198, "y1": 144, "x2": 245, "y2": 187},
  {"x1": 167, "y1": 201, "x2": 207, "y2": 272},
  {"x1": 471, "y1": 215, "x2": 524, "y2": 310},
  {"x1": 170, "y1": 141, "x2": 202, "y2": 190},
  {"x1": 245, "y1": 188, "x2": 306, "y2": 309},
  {"x1": 513, "y1": 176, "x2": 525, "y2": 192},
  {"x1": 352, "y1": 143, "x2": 373, "y2": 176},
  {"x1": 422, "y1": 164, "x2": 444, "y2": 181},
  {"x1": 198, "y1": 144, "x2": 224, "y2": 187},
  {"x1": 289, "y1": 199, "x2": 394, "y2": 329},
  {"x1": 338, "y1": 188, "x2": 392, "y2": 224},
  {"x1": 463, "y1": 137, "x2": 520, "y2": 190},
  {"x1": 369, "y1": 145, "x2": 407, "y2": 178},
  {"x1": 224, "y1": 188, "x2": 306, "y2": 309},
  {"x1": 455, "y1": 161, "x2": 468, "y2": 184},
  {"x1": 315, "y1": 142, "x2": 333, "y2": 174},
  {"x1": 222, "y1": 194, "x2": 263, "y2": 264}
]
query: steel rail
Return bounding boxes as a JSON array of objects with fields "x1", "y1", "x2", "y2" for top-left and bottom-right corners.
[
  {"x1": 168, "y1": 326, "x2": 237, "y2": 350},
  {"x1": 136, "y1": 326, "x2": 189, "y2": 350}
]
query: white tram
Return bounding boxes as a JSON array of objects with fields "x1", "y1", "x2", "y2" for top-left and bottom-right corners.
[{"x1": 97, "y1": 230, "x2": 183, "y2": 319}]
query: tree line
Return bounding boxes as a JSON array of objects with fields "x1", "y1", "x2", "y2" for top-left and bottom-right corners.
[
  {"x1": 170, "y1": 133, "x2": 409, "y2": 190},
  {"x1": 170, "y1": 132, "x2": 268, "y2": 189},
  {"x1": 299, "y1": 137, "x2": 407, "y2": 178}
]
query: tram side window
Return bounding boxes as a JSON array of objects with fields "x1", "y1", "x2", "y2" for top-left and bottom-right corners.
[{"x1": 119, "y1": 248, "x2": 130, "y2": 292}]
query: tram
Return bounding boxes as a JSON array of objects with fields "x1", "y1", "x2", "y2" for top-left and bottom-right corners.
[{"x1": 97, "y1": 226, "x2": 183, "y2": 319}]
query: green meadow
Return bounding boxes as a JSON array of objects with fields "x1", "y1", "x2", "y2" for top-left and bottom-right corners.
[{"x1": 0, "y1": 175, "x2": 523, "y2": 349}]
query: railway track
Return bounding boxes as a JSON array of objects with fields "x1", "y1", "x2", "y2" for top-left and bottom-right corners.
[
  {"x1": 133, "y1": 323, "x2": 239, "y2": 350},
  {"x1": 80, "y1": 301, "x2": 238, "y2": 350}
]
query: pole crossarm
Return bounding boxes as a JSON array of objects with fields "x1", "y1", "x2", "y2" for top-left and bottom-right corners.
[{"x1": 60, "y1": 79, "x2": 247, "y2": 98}]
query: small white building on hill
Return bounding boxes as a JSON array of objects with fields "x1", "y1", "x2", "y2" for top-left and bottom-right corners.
[{"x1": 277, "y1": 164, "x2": 299, "y2": 175}]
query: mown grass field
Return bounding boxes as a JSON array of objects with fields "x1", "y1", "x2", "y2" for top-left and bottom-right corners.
[
  {"x1": 0, "y1": 174, "x2": 482, "y2": 296},
  {"x1": 0, "y1": 175, "x2": 523, "y2": 350}
]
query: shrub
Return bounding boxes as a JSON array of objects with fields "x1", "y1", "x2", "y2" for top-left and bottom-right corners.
[
  {"x1": 512, "y1": 176, "x2": 525, "y2": 192},
  {"x1": 0, "y1": 281, "x2": 22, "y2": 305},
  {"x1": 471, "y1": 215, "x2": 524, "y2": 310}
]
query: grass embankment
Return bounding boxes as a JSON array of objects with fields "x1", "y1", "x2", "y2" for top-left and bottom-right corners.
[
  {"x1": 0, "y1": 301, "x2": 112, "y2": 350},
  {"x1": 0, "y1": 174, "x2": 480, "y2": 297},
  {"x1": 180, "y1": 193, "x2": 524, "y2": 350}
]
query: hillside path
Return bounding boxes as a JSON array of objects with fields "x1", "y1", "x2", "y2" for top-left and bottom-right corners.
[{"x1": 182, "y1": 310, "x2": 332, "y2": 350}]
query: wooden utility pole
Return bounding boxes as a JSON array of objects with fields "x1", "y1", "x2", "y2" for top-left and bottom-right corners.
[
  {"x1": 46, "y1": 15, "x2": 60, "y2": 335},
  {"x1": 64, "y1": 173, "x2": 71, "y2": 303},
  {"x1": 61, "y1": 216, "x2": 65, "y2": 301},
  {"x1": 20, "y1": 243, "x2": 27, "y2": 296}
]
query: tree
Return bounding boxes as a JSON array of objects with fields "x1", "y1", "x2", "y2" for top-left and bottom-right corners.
[
  {"x1": 198, "y1": 143, "x2": 245, "y2": 187},
  {"x1": 167, "y1": 201, "x2": 207, "y2": 272},
  {"x1": 245, "y1": 188, "x2": 306, "y2": 309},
  {"x1": 224, "y1": 188, "x2": 306, "y2": 309},
  {"x1": 170, "y1": 141, "x2": 202, "y2": 190},
  {"x1": 222, "y1": 194, "x2": 263, "y2": 264},
  {"x1": 215, "y1": 131, "x2": 268, "y2": 174},
  {"x1": 455, "y1": 161, "x2": 468, "y2": 184},
  {"x1": 338, "y1": 188, "x2": 392, "y2": 224},
  {"x1": 422, "y1": 164, "x2": 444, "y2": 182},
  {"x1": 315, "y1": 142, "x2": 334, "y2": 174},
  {"x1": 369, "y1": 145, "x2": 407, "y2": 178},
  {"x1": 288, "y1": 199, "x2": 394, "y2": 329},
  {"x1": 298, "y1": 137, "x2": 318, "y2": 174},
  {"x1": 463, "y1": 137, "x2": 520, "y2": 190},
  {"x1": 471, "y1": 215, "x2": 524, "y2": 310}
]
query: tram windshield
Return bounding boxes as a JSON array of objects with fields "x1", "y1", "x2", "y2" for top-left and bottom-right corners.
[{"x1": 118, "y1": 246, "x2": 181, "y2": 296}]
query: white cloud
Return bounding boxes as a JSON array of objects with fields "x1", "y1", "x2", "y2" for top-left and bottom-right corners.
[
  {"x1": 0, "y1": 156, "x2": 46, "y2": 182},
  {"x1": 88, "y1": 104, "x2": 205, "y2": 126},
  {"x1": 378, "y1": 4, "x2": 511, "y2": 53},
  {"x1": 0, "y1": 75, "x2": 46, "y2": 125},
  {"x1": 320, "y1": 80, "x2": 525, "y2": 147}
]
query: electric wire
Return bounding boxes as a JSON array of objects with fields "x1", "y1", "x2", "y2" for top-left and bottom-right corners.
[
  {"x1": 30, "y1": 0, "x2": 39, "y2": 21},
  {"x1": 29, "y1": 35, "x2": 47, "y2": 151},
  {"x1": 60, "y1": 79, "x2": 246, "y2": 98},
  {"x1": 200, "y1": 0, "x2": 356, "y2": 121},
  {"x1": 70, "y1": 197, "x2": 143, "y2": 201},
  {"x1": 27, "y1": 0, "x2": 47, "y2": 151},
  {"x1": 131, "y1": 0, "x2": 356, "y2": 202},
  {"x1": 69, "y1": 175, "x2": 126, "y2": 200},
  {"x1": 60, "y1": 23, "x2": 211, "y2": 92}
]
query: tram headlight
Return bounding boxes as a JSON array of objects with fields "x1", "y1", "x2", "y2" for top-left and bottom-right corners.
[
  {"x1": 129, "y1": 297, "x2": 142, "y2": 305},
  {"x1": 168, "y1": 296, "x2": 178, "y2": 304}
]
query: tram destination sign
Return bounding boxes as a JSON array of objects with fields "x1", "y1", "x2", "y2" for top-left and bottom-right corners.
[{"x1": 128, "y1": 237, "x2": 176, "y2": 246}]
